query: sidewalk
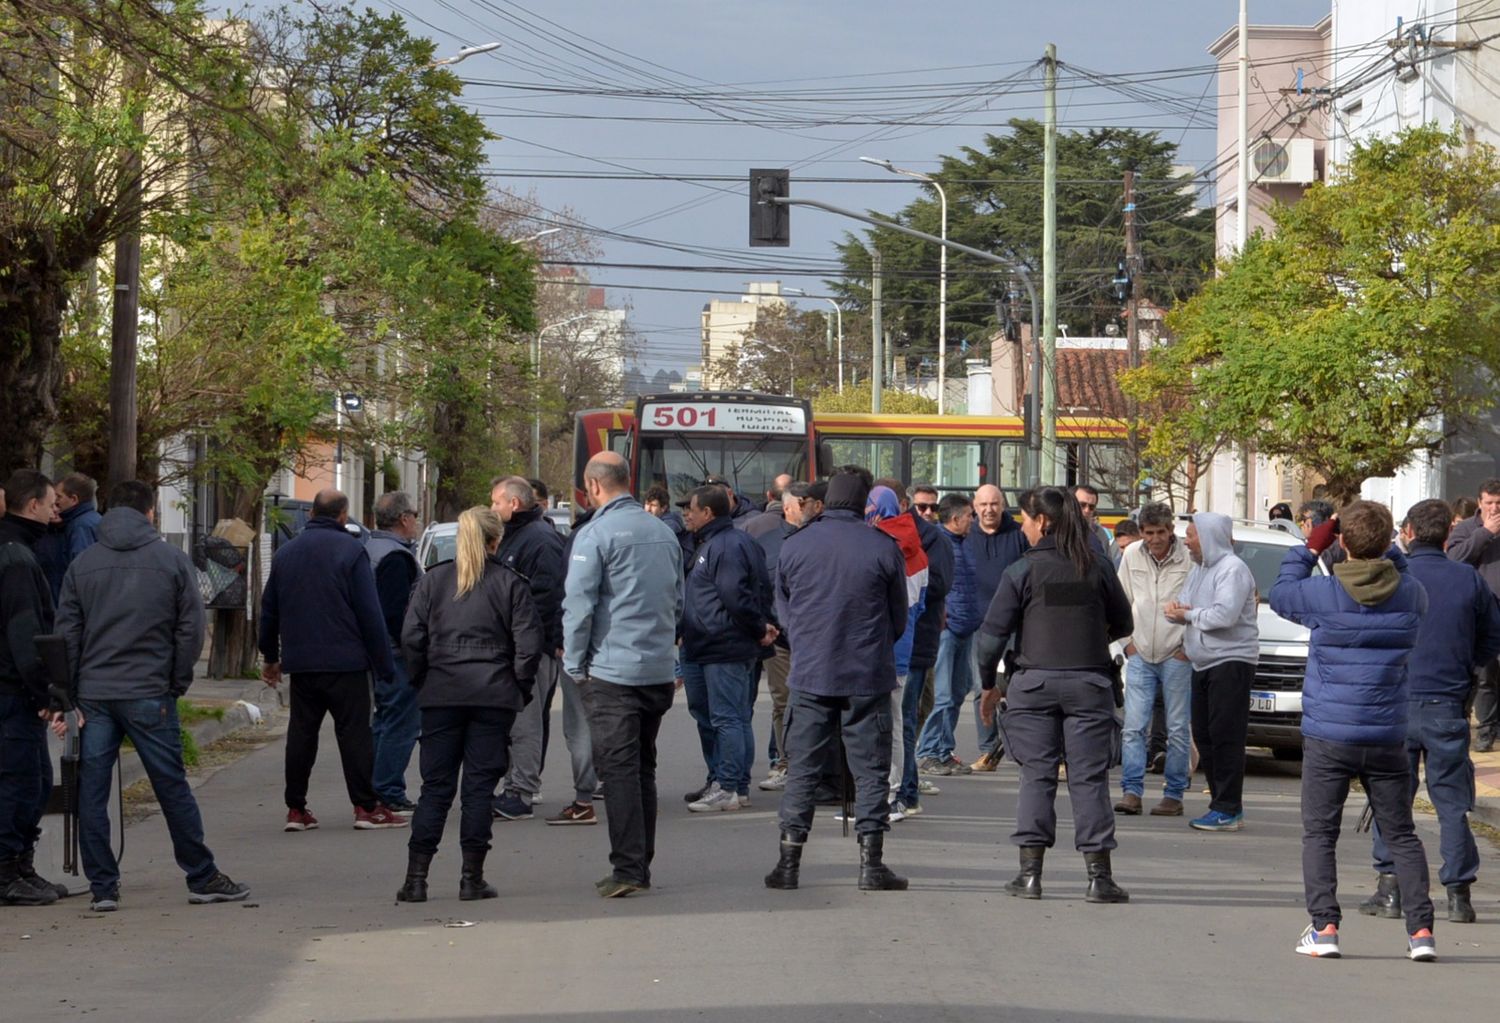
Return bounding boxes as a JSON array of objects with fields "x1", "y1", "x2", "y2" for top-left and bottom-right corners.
[
  {"x1": 1472, "y1": 744, "x2": 1500, "y2": 831},
  {"x1": 114, "y1": 670, "x2": 284, "y2": 791}
]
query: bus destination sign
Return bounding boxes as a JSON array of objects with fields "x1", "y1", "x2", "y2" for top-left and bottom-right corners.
[{"x1": 639, "y1": 401, "x2": 806, "y2": 435}]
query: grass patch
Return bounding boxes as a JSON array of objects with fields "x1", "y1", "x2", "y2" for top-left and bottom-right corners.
[{"x1": 176, "y1": 699, "x2": 226, "y2": 725}]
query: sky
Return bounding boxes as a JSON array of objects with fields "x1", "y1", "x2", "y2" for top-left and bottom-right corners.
[{"x1": 239, "y1": 0, "x2": 1335, "y2": 373}]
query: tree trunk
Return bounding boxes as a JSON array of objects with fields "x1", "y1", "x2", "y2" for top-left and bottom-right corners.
[
  {"x1": 0, "y1": 259, "x2": 68, "y2": 476},
  {"x1": 206, "y1": 480, "x2": 267, "y2": 679},
  {"x1": 431, "y1": 398, "x2": 467, "y2": 523}
]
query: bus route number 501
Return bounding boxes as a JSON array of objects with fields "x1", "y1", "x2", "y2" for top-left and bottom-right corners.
[{"x1": 650, "y1": 405, "x2": 716, "y2": 429}]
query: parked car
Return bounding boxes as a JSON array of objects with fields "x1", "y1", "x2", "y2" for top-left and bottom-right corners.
[
  {"x1": 545, "y1": 505, "x2": 572, "y2": 536},
  {"x1": 416, "y1": 521, "x2": 458, "y2": 568}
]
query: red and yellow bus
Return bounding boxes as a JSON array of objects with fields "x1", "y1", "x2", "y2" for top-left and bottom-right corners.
[{"x1": 573, "y1": 392, "x2": 1132, "y2": 511}]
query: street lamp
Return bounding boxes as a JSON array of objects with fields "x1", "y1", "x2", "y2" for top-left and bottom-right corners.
[
  {"x1": 783, "y1": 287, "x2": 844, "y2": 394},
  {"x1": 519, "y1": 227, "x2": 561, "y2": 245},
  {"x1": 532, "y1": 313, "x2": 593, "y2": 478},
  {"x1": 861, "y1": 156, "x2": 949, "y2": 413},
  {"x1": 428, "y1": 42, "x2": 502, "y2": 67}
]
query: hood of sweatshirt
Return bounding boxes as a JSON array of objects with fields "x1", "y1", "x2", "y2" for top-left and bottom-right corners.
[
  {"x1": 1192, "y1": 512, "x2": 1234, "y2": 568},
  {"x1": 97, "y1": 507, "x2": 161, "y2": 551},
  {"x1": 1332, "y1": 558, "x2": 1400, "y2": 607}
]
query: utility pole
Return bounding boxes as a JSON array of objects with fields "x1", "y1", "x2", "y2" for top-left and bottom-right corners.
[
  {"x1": 1124, "y1": 169, "x2": 1140, "y2": 488},
  {"x1": 107, "y1": 107, "x2": 143, "y2": 491},
  {"x1": 1233, "y1": 0, "x2": 1252, "y2": 519},
  {"x1": 1041, "y1": 43, "x2": 1059, "y2": 485},
  {"x1": 871, "y1": 248, "x2": 883, "y2": 413}
]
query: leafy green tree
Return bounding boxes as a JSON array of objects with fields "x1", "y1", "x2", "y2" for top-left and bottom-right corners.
[
  {"x1": 813, "y1": 387, "x2": 937, "y2": 415},
  {"x1": 710, "y1": 304, "x2": 839, "y2": 397},
  {"x1": 832, "y1": 121, "x2": 1212, "y2": 373},
  {"x1": 1126, "y1": 126, "x2": 1500, "y2": 505}
]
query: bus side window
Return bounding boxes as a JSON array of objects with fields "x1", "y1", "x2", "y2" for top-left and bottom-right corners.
[
  {"x1": 910, "y1": 439, "x2": 986, "y2": 493},
  {"x1": 997, "y1": 441, "x2": 1027, "y2": 492},
  {"x1": 821, "y1": 438, "x2": 901, "y2": 481}
]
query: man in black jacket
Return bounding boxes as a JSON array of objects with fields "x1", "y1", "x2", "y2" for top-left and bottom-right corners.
[
  {"x1": 0, "y1": 470, "x2": 63, "y2": 906},
  {"x1": 680, "y1": 485, "x2": 776, "y2": 813},
  {"x1": 367, "y1": 491, "x2": 423, "y2": 812},
  {"x1": 260, "y1": 489, "x2": 404, "y2": 832},
  {"x1": 490, "y1": 477, "x2": 598, "y2": 824},
  {"x1": 58, "y1": 480, "x2": 248, "y2": 911}
]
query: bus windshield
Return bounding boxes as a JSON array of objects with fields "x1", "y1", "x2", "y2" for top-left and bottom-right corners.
[{"x1": 637, "y1": 433, "x2": 807, "y2": 505}]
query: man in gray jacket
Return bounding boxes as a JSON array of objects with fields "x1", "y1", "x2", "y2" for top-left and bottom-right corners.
[
  {"x1": 563, "y1": 452, "x2": 683, "y2": 898},
  {"x1": 56, "y1": 480, "x2": 248, "y2": 911},
  {"x1": 1166, "y1": 511, "x2": 1259, "y2": 833},
  {"x1": 1446, "y1": 478, "x2": 1500, "y2": 751}
]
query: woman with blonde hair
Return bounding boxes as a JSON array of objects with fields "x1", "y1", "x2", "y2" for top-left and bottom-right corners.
[{"x1": 396, "y1": 506, "x2": 543, "y2": 903}]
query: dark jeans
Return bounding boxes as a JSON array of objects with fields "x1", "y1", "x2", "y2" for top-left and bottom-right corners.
[
  {"x1": 898, "y1": 669, "x2": 926, "y2": 805},
  {"x1": 1475, "y1": 658, "x2": 1500, "y2": 742},
  {"x1": 0, "y1": 688, "x2": 50, "y2": 860},
  {"x1": 1372, "y1": 696, "x2": 1479, "y2": 887},
  {"x1": 1191, "y1": 661, "x2": 1253, "y2": 816},
  {"x1": 1302, "y1": 736, "x2": 1434, "y2": 933},
  {"x1": 79, "y1": 697, "x2": 217, "y2": 897},
  {"x1": 285, "y1": 672, "x2": 378, "y2": 812},
  {"x1": 579, "y1": 678, "x2": 674, "y2": 886},
  {"x1": 372, "y1": 653, "x2": 420, "y2": 804},
  {"x1": 680, "y1": 658, "x2": 755, "y2": 795},
  {"x1": 408, "y1": 706, "x2": 515, "y2": 856},
  {"x1": 778, "y1": 688, "x2": 893, "y2": 838},
  {"x1": 1004, "y1": 672, "x2": 1118, "y2": 853}
]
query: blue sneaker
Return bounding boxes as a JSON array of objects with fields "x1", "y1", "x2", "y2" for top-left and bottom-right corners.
[
  {"x1": 1407, "y1": 928, "x2": 1437, "y2": 962},
  {"x1": 1189, "y1": 809, "x2": 1244, "y2": 832},
  {"x1": 492, "y1": 792, "x2": 533, "y2": 821},
  {"x1": 1295, "y1": 923, "x2": 1341, "y2": 958}
]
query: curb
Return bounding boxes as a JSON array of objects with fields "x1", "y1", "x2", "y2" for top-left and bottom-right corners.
[{"x1": 116, "y1": 688, "x2": 285, "y2": 792}]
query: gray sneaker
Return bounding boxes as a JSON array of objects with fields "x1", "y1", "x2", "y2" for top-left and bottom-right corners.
[
  {"x1": 917, "y1": 778, "x2": 941, "y2": 795},
  {"x1": 918, "y1": 757, "x2": 953, "y2": 777},
  {"x1": 758, "y1": 767, "x2": 788, "y2": 791},
  {"x1": 688, "y1": 783, "x2": 741, "y2": 813},
  {"x1": 89, "y1": 891, "x2": 119, "y2": 913},
  {"x1": 188, "y1": 872, "x2": 250, "y2": 904}
]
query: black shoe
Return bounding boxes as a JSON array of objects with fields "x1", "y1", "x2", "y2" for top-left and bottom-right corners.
[
  {"x1": 1448, "y1": 883, "x2": 1476, "y2": 924},
  {"x1": 0, "y1": 858, "x2": 58, "y2": 907},
  {"x1": 89, "y1": 891, "x2": 119, "y2": 913},
  {"x1": 1005, "y1": 847, "x2": 1044, "y2": 899},
  {"x1": 187, "y1": 871, "x2": 250, "y2": 904},
  {"x1": 857, "y1": 833, "x2": 908, "y2": 892},
  {"x1": 683, "y1": 780, "x2": 712, "y2": 804},
  {"x1": 813, "y1": 785, "x2": 843, "y2": 805},
  {"x1": 18, "y1": 848, "x2": 69, "y2": 900},
  {"x1": 459, "y1": 849, "x2": 497, "y2": 901},
  {"x1": 396, "y1": 851, "x2": 432, "y2": 903},
  {"x1": 1476, "y1": 733, "x2": 1496, "y2": 754},
  {"x1": 1083, "y1": 851, "x2": 1129, "y2": 904},
  {"x1": 383, "y1": 796, "x2": 417, "y2": 813},
  {"x1": 1148, "y1": 752, "x2": 1167, "y2": 775},
  {"x1": 764, "y1": 832, "x2": 804, "y2": 890},
  {"x1": 1358, "y1": 872, "x2": 1402, "y2": 919}
]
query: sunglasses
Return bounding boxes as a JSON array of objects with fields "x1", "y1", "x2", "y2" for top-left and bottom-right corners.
[
  {"x1": 1078, "y1": 501, "x2": 1097, "y2": 510},
  {"x1": 914, "y1": 502, "x2": 938, "y2": 512}
]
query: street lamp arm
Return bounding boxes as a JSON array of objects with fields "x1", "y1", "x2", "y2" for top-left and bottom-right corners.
[{"x1": 768, "y1": 196, "x2": 1014, "y2": 268}]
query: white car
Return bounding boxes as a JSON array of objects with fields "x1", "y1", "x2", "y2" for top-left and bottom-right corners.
[{"x1": 416, "y1": 522, "x2": 458, "y2": 568}]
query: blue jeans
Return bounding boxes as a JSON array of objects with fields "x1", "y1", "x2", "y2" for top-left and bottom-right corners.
[
  {"x1": 971, "y1": 641, "x2": 1001, "y2": 756},
  {"x1": 1372, "y1": 696, "x2": 1479, "y2": 887},
  {"x1": 898, "y1": 669, "x2": 926, "y2": 804},
  {"x1": 79, "y1": 697, "x2": 217, "y2": 898},
  {"x1": 681, "y1": 660, "x2": 717, "y2": 785},
  {"x1": 0, "y1": 689, "x2": 50, "y2": 860},
  {"x1": 680, "y1": 659, "x2": 755, "y2": 795},
  {"x1": 372, "y1": 652, "x2": 420, "y2": 804},
  {"x1": 914, "y1": 631, "x2": 974, "y2": 762},
  {"x1": 1120, "y1": 654, "x2": 1193, "y2": 801}
]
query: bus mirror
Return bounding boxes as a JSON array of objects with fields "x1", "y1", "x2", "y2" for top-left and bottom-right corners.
[{"x1": 816, "y1": 442, "x2": 834, "y2": 476}]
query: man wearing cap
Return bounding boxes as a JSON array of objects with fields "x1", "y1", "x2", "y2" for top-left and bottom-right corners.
[
  {"x1": 701, "y1": 475, "x2": 757, "y2": 525},
  {"x1": 765, "y1": 468, "x2": 909, "y2": 892}
]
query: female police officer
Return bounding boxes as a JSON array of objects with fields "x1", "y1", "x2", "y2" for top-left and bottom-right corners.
[{"x1": 975, "y1": 487, "x2": 1134, "y2": 903}]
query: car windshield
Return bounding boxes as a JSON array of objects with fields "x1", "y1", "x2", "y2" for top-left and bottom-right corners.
[
  {"x1": 425, "y1": 532, "x2": 457, "y2": 567},
  {"x1": 637, "y1": 435, "x2": 806, "y2": 505},
  {"x1": 1232, "y1": 539, "x2": 1303, "y2": 602}
]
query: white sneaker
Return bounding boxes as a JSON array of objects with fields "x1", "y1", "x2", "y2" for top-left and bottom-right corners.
[
  {"x1": 902, "y1": 802, "x2": 924, "y2": 818},
  {"x1": 737, "y1": 793, "x2": 751, "y2": 808},
  {"x1": 758, "y1": 768, "x2": 788, "y2": 791},
  {"x1": 918, "y1": 779, "x2": 941, "y2": 796},
  {"x1": 688, "y1": 783, "x2": 740, "y2": 813},
  {"x1": 888, "y1": 801, "x2": 909, "y2": 823}
]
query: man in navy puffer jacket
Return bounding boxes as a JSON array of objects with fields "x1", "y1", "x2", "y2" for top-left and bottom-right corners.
[{"x1": 1270, "y1": 500, "x2": 1435, "y2": 962}]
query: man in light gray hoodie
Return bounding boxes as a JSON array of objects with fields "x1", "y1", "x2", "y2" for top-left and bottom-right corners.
[{"x1": 1165, "y1": 512, "x2": 1259, "y2": 832}]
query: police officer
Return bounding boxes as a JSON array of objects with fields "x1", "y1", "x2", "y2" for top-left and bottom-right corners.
[
  {"x1": 764, "y1": 469, "x2": 909, "y2": 892},
  {"x1": 976, "y1": 486, "x2": 1134, "y2": 903}
]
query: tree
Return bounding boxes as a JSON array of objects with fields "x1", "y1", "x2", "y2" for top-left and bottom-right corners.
[
  {"x1": 0, "y1": 1, "x2": 256, "y2": 472},
  {"x1": 830, "y1": 121, "x2": 1213, "y2": 375},
  {"x1": 813, "y1": 387, "x2": 937, "y2": 415},
  {"x1": 1126, "y1": 126, "x2": 1500, "y2": 505},
  {"x1": 709, "y1": 304, "x2": 837, "y2": 396}
]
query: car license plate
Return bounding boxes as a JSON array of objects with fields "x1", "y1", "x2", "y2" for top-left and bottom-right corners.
[{"x1": 1250, "y1": 691, "x2": 1276, "y2": 713}]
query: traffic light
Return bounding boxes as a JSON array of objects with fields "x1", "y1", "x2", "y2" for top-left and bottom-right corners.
[
  {"x1": 1111, "y1": 259, "x2": 1131, "y2": 304},
  {"x1": 749, "y1": 169, "x2": 789, "y2": 247}
]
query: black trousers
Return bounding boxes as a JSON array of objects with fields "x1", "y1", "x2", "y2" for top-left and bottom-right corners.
[
  {"x1": 1474, "y1": 658, "x2": 1500, "y2": 741},
  {"x1": 779, "y1": 689, "x2": 893, "y2": 838},
  {"x1": 285, "y1": 672, "x2": 378, "y2": 812},
  {"x1": 579, "y1": 678, "x2": 674, "y2": 886},
  {"x1": 1301, "y1": 736, "x2": 1434, "y2": 933},
  {"x1": 1191, "y1": 661, "x2": 1253, "y2": 816},
  {"x1": 1148, "y1": 690, "x2": 1168, "y2": 762},
  {"x1": 409, "y1": 706, "x2": 515, "y2": 856},
  {"x1": 1004, "y1": 672, "x2": 1118, "y2": 853}
]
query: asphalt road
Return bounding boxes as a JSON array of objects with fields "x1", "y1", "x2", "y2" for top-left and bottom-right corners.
[{"x1": 6, "y1": 695, "x2": 1499, "y2": 1023}]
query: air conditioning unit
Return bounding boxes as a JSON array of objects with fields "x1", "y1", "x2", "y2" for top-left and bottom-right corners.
[{"x1": 1250, "y1": 138, "x2": 1317, "y2": 185}]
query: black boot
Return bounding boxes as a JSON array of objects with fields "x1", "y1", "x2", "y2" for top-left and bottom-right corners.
[
  {"x1": 1358, "y1": 872, "x2": 1402, "y2": 919},
  {"x1": 18, "y1": 848, "x2": 69, "y2": 900},
  {"x1": 857, "y1": 832, "x2": 908, "y2": 891},
  {"x1": 0, "y1": 857, "x2": 57, "y2": 907},
  {"x1": 396, "y1": 851, "x2": 432, "y2": 903},
  {"x1": 459, "y1": 849, "x2": 498, "y2": 901},
  {"x1": 1005, "y1": 846, "x2": 1044, "y2": 899},
  {"x1": 1448, "y1": 883, "x2": 1477, "y2": 924},
  {"x1": 1083, "y1": 851, "x2": 1129, "y2": 904},
  {"x1": 764, "y1": 832, "x2": 804, "y2": 890}
]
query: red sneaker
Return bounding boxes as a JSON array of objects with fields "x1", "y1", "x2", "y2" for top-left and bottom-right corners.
[
  {"x1": 353, "y1": 804, "x2": 409, "y2": 830},
  {"x1": 284, "y1": 808, "x2": 319, "y2": 832}
]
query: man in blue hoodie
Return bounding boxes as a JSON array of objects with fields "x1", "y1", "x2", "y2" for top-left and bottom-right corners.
[
  {"x1": 1165, "y1": 512, "x2": 1258, "y2": 832},
  {"x1": 1359, "y1": 499, "x2": 1500, "y2": 926},
  {"x1": 1271, "y1": 501, "x2": 1435, "y2": 961},
  {"x1": 914, "y1": 493, "x2": 981, "y2": 775}
]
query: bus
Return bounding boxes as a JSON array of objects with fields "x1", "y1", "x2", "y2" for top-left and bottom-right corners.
[{"x1": 572, "y1": 392, "x2": 1132, "y2": 513}]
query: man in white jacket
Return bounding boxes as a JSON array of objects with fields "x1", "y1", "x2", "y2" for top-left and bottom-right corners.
[
  {"x1": 1166, "y1": 512, "x2": 1260, "y2": 832},
  {"x1": 1114, "y1": 504, "x2": 1195, "y2": 818}
]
